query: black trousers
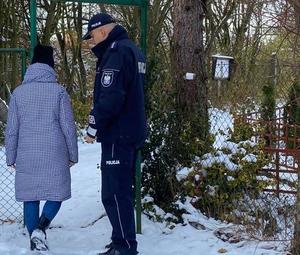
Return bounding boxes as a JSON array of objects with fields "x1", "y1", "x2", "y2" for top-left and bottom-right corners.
[{"x1": 101, "y1": 142, "x2": 137, "y2": 251}]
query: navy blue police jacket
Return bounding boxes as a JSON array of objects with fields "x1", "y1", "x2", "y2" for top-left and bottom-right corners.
[{"x1": 87, "y1": 25, "x2": 147, "y2": 148}]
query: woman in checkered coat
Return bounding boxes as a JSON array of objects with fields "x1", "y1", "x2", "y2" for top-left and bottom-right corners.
[{"x1": 5, "y1": 45, "x2": 78, "y2": 251}]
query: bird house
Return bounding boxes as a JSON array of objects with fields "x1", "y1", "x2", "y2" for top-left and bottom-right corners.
[{"x1": 212, "y1": 55, "x2": 234, "y2": 80}]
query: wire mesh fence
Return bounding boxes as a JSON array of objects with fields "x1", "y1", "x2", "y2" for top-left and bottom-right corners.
[
  {"x1": 0, "y1": 124, "x2": 23, "y2": 223},
  {"x1": 0, "y1": 51, "x2": 24, "y2": 223},
  {"x1": 188, "y1": 55, "x2": 299, "y2": 250}
]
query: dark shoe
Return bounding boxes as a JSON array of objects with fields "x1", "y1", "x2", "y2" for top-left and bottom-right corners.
[
  {"x1": 98, "y1": 247, "x2": 121, "y2": 255},
  {"x1": 105, "y1": 241, "x2": 113, "y2": 249},
  {"x1": 98, "y1": 247, "x2": 138, "y2": 255},
  {"x1": 30, "y1": 229, "x2": 49, "y2": 251}
]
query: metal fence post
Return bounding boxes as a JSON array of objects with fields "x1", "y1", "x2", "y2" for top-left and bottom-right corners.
[
  {"x1": 135, "y1": 0, "x2": 148, "y2": 234},
  {"x1": 30, "y1": 0, "x2": 37, "y2": 60}
]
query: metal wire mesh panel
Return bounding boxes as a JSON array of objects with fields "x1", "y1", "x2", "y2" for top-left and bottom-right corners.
[
  {"x1": 0, "y1": 50, "x2": 24, "y2": 223},
  {"x1": 0, "y1": 123, "x2": 23, "y2": 223},
  {"x1": 183, "y1": 57, "x2": 298, "y2": 250}
]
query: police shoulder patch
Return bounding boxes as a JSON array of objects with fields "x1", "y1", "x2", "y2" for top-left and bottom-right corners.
[{"x1": 101, "y1": 70, "x2": 114, "y2": 87}]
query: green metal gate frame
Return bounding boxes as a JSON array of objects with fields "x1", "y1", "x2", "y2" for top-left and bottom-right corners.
[{"x1": 30, "y1": 0, "x2": 148, "y2": 234}]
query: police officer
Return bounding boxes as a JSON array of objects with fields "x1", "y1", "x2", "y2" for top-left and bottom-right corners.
[{"x1": 83, "y1": 13, "x2": 147, "y2": 255}]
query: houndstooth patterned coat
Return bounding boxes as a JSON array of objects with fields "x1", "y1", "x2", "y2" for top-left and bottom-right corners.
[{"x1": 5, "y1": 63, "x2": 78, "y2": 202}]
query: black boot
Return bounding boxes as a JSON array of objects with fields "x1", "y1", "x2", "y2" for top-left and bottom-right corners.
[
  {"x1": 105, "y1": 241, "x2": 113, "y2": 249},
  {"x1": 38, "y1": 214, "x2": 51, "y2": 232},
  {"x1": 98, "y1": 247, "x2": 121, "y2": 255},
  {"x1": 30, "y1": 215, "x2": 51, "y2": 251},
  {"x1": 98, "y1": 247, "x2": 138, "y2": 255}
]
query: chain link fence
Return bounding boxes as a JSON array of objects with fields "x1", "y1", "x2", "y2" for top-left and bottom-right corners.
[
  {"x1": 0, "y1": 51, "x2": 24, "y2": 223},
  {"x1": 186, "y1": 54, "x2": 299, "y2": 250},
  {"x1": 0, "y1": 124, "x2": 23, "y2": 223}
]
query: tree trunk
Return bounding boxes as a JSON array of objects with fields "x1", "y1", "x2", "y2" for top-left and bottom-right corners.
[
  {"x1": 10, "y1": 0, "x2": 19, "y2": 91},
  {"x1": 41, "y1": 1, "x2": 58, "y2": 45},
  {"x1": 171, "y1": 0, "x2": 209, "y2": 163},
  {"x1": 0, "y1": 97, "x2": 8, "y2": 123},
  {"x1": 74, "y1": 3, "x2": 87, "y2": 101}
]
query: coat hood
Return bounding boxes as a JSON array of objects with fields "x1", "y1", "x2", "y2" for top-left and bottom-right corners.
[{"x1": 23, "y1": 63, "x2": 57, "y2": 84}]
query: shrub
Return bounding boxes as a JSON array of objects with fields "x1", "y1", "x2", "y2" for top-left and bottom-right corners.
[
  {"x1": 71, "y1": 96, "x2": 92, "y2": 130},
  {"x1": 284, "y1": 82, "x2": 300, "y2": 149},
  {"x1": 182, "y1": 121, "x2": 270, "y2": 220}
]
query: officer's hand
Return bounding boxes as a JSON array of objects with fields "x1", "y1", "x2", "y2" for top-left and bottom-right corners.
[{"x1": 84, "y1": 135, "x2": 96, "y2": 144}]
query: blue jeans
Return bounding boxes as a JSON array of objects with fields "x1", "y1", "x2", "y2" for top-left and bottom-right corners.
[{"x1": 24, "y1": 201, "x2": 62, "y2": 235}]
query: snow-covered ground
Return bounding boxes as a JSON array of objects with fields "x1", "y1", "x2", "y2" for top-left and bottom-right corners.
[{"x1": 0, "y1": 142, "x2": 288, "y2": 255}]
